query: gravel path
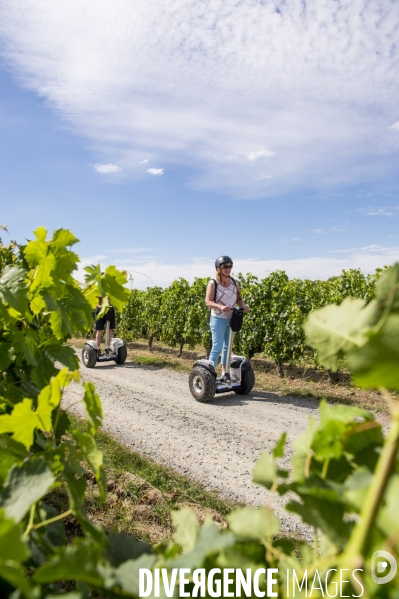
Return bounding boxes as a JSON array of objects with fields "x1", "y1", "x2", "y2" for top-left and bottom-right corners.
[{"x1": 64, "y1": 358, "x2": 321, "y2": 537}]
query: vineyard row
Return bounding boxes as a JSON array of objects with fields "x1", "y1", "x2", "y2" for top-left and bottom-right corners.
[{"x1": 115, "y1": 267, "x2": 387, "y2": 375}]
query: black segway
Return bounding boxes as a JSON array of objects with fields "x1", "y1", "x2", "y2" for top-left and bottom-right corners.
[
  {"x1": 81, "y1": 317, "x2": 127, "y2": 368},
  {"x1": 189, "y1": 308, "x2": 255, "y2": 402}
]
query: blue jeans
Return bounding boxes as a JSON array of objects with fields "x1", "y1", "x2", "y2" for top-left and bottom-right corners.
[{"x1": 209, "y1": 315, "x2": 231, "y2": 367}]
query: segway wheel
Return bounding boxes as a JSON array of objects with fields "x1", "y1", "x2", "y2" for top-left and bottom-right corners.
[
  {"x1": 189, "y1": 366, "x2": 216, "y2": 403},
  {"x1": 82, "y1": 344, "x2": 97, "y2": 368},
  {"x1": 234, "y1": 367, "x2": 255, "y2": 395},
  {"x1": 115, "y1": 344, "x2": 127, "y2": 365}
]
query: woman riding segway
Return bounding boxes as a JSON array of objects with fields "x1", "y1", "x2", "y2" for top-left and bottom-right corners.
[
  {"x1": 188, "y1": 256, "x2": 255, "y2": 402},
  {"x1": 205, "y1": 256, "x2": 249, "y2": 381}
]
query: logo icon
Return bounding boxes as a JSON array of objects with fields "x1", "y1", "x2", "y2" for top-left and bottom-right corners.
[{"x1": 371, "y1": 550, "x2": 397, "y2": 584}]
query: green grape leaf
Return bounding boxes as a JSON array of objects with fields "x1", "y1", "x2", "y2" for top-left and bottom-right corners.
[
  {"x1": 34, "y1": 537, "x2": 104, "y2": 585},
  {"x1": 96, "y1": 296, "x2": 110, "y2": 318},
  {"x1": 376, "y1": 474, "x2": 399, "y2": 538},
  {"x1": 63, "y1": 472, "x2": 86, "y2": 513},
  {"x1": 104, "y1": 530, "x2": 152, "y2": 567},
  {"x1": 44, "y1": 344, "x2": 79, "y2": 371},
  {"x1": 344, "y1": 420, "x2": 383, "y2": 455},
  {"x1": 172, "y1": 507, "x2": 200, "y2": 553},
  {"x1": 293, "y1": 417, "x2": 318, "y2": 458},
  {"x1": 84, "y1": 263, "x2": 102, "y2": 285},
  {"x1": 0, "y1": 340, "x2": 14, "y2": 370},
  {"x1": 72, "y1": 430, "x2": 106, "y2": 501},
  {"x1": 227, "y1": 506, "x2": 280, "y2": 541},
  {"x1": 374, "y1": 262, "x2": 399, "y2": 312},
  {"x1": 311, "y1": 402, "x2": 373, "y2": 461},
  {"x1": 82, "y1": 382, "x2": 102, "y2": 434},
  {"x1": 102, "y1": 270, "x2": 129, "y2": 311},
  {"x1": 36, "y1": 369, "x2": 79, "y2": 431},
  {"x1": 304, "y1": 298, "x2": 374, "y2": 370},
  {"x1": 305, "y1": 266, "x2": 399, "y2": 388},
  {"x1": 346, "y1": 314, "x2": 399, "y2": 390},
  {"x1": 64, "y1": 474, "x2": 105, "y2": 542},
  {"x1": 166, "y1": 523, "x2": 235, "y2": 569},
  {"x1": 29, "y1": 292, "x2": 47, "y2": 315},
  {"x1": 22, "y1": 327, "x2": 39, "y2": 366},
  {"x1": 0, "y1": 510, "x2": 29, "y2": 562},
  {"x1": 273, "y1": 432, "x2": 287, "y2": 458},
  {"x1": 84, "y1": 264, "x2": 129, "y2": 313},
  {"x1": 51, "y1": 229, "x2": 80, "y2": 281},
  {"x1": 31, "y1": 352, "x2": 58, "y2": 389},
  {"x1": 311, "y1": 419, "x2": 347, "y2": 461},
  {"x1": 0, "y1": 369, "x2": 78, "y2": 447},
  {"x1": 112, "y1": 553, "x2": 157, "y2": 596},
  {"x1": 0, "y1": 398, "x2": 39, "y2": 448},
  {"x1": 51, "y1": 228, "x2": 79, "y2": 249},
  {"x1": 45, "y1": 594, "x2": 84, "y2": 599},
  {"x1": 54, "y1": 410, "x2": 71, "y2": 443},
  {"x1": 291, "y1": 452, "x2": 310, "y2": 483},
  {"x1": 287, "y1": 496, "x2": 353, "y2": 549},
  {"x1": 319, "y1": 401, "x2": 374, "y2": 424},
  {"x1": 252, "y1": 451, "x2": 277, "y2": 488},
  {"x1": 49, "y1": 286, "x2": 93, "y2": 339},
  {"x1": 0, "y1": 453, "x2": 23, "y2": 486},
  {"x1": 0, "y1": 265, "x2": 29, "y2": 317},
  {"x1": 37, "y1": 504, "x2": 66, "y2": 549},
  {"x1": 41, "y1": 290, "x2": 57, "y2": 312},
  {"x1": 31, "y1": 253, "x2": 57, "y2": 291},
  {"x1": 105, "y1": 264, "x2": 128, "y2": 286},
  {"x1": 0, "y1": 562, "x2": 34, "y2": 597},
  {"x1": 343, "y1": 468, "x2": 373, "y2": 511},
  {"x1": 0, "y1": 458, "x2": 55, "y2": 523},
  {"x1": 84, "y1": 264, "x2": 104, "y2": 308}
]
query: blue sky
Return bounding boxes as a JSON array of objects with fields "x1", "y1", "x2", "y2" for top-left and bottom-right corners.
[{"x1": 1, "y1": 0, "x2": 399, "y2": 288}]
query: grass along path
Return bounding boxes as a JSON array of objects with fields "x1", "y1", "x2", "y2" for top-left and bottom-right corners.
[{"x1": 50, "y1": 415, "x2": 239, "y2": 546}]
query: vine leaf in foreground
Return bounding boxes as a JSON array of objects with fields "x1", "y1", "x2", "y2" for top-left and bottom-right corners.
[{"x1": 305, "y1": 263, "x2": 399, "y2": 389}]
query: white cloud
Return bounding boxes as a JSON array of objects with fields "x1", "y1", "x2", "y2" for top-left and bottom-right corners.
[
  {"x1": 140, "y1": 159, "x2": 149, "y2": 164},
  {"x1": 76, "y1": 247, "x2": 399, "y2": 289},
  {"x1": 314, "y1": 226, "x2": 346, "y2": 234},
  {"x1": 93, "y1": 163, "x2": 121, "y2": 174},
  {"x1": 366, "y1": 209, "x2": 394, "y2": 216},
  {"x1": 0, "y1": 1, "x2": 398, "y2": 196},
  {"x1": 391, "y1": 122, "x2": 399, "y2": 130},
  {"x1": 331, "y1": 244, "x2": 392, "y2": 254},
  {"x1": 246, "y1": 150, "x2": 276, "y2": 161},
  {"x1": 147, "y1": 168, "x2": 164, "y2": 176},
  {"x1": 359, "y1": 206, "x2": 399, "y2": 217}
]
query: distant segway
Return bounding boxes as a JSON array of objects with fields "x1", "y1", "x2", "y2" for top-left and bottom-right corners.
[
  {"x1": 81, "y1": 318, "x2": 127, "y2": 368},
  {"x1": 189, "y1": 307, "x2": 255, "y2": 402}
]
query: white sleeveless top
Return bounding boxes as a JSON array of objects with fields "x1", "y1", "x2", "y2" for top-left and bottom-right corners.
[{"x1": 211, "y1": 279, "x2": 237, "y2": 319}]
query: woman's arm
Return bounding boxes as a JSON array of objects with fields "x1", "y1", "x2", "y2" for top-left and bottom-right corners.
[
  {"x1": 236, "y1": 285, "x2": 249, "y2": 312},
  {"x1": 205, "y1": 281, "x2": 231, "y2": 314}
]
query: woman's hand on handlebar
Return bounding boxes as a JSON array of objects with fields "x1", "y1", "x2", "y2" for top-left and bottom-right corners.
[{"x1": 236, "y1": 305, "x2": 249, "y2": 313}]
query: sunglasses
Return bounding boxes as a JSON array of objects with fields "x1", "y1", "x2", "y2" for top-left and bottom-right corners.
[{"x1": 222, "y1": 264, "x2": 232, "y2": 269}]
